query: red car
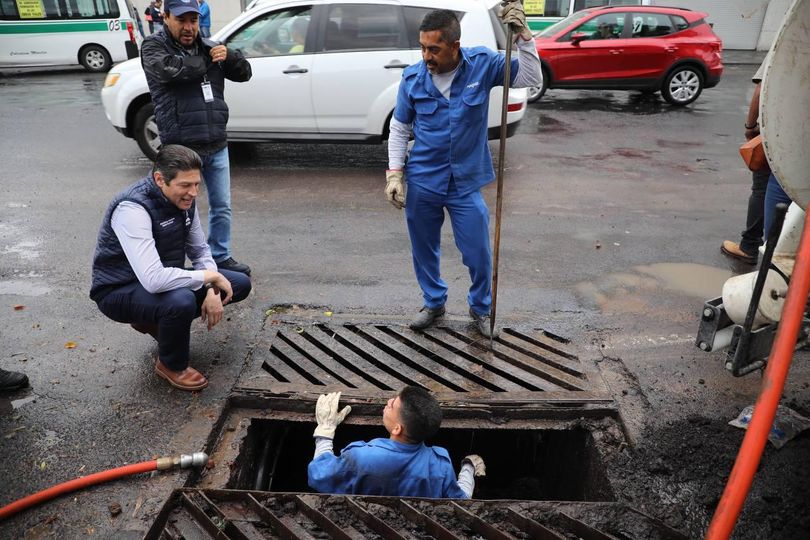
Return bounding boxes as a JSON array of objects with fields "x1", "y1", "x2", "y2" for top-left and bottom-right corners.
[{"x1": 530, "y1": 6, "x2": 723, "y2": 106}]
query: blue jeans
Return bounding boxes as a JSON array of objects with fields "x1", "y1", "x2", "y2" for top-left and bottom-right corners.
[
  {"x1": 201, "y1": 147, "x2": 232, "y2": 262},
  {"x1": 96, "y1": 270, "x2": 251, "y2": 371},
  {"x1": 405, "y1": 180, "x2": 492, "y2": 315},
  {"x1": 764, "y1": 173, "x2": 792, "y2": 240}
]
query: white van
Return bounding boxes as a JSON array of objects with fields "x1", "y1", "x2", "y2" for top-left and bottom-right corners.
[
  {"x1": 0, "y1": 0, "x2": 141, "y2": 72},
  {"x1": 101, "y1": 0, "x2": 528, "y2": 160}
]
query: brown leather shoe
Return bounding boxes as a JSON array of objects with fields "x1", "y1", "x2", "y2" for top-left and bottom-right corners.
[
  {"x1": 131, "y1": 323, "x2": 159, "y2": 341},
  {"x1": 155, "y1": 359, "x2": 208, "y2": 391},
  {"x1": 721, "y1": 240, "x2": 757, "y2": 264}
]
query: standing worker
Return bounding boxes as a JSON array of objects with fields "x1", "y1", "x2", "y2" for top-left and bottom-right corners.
[
  {"x1": 197, "y1": 0, "x2": 211, "y2": 38},
  {"x1": 141, "y1": 0, "x2": 253, "y2": 275},
  {"x1": 385, "y1": 6, "x2": 541, "y2": 337},
  {"x1": 307, "y1": 388, "x2": 486, "y2": 497}
]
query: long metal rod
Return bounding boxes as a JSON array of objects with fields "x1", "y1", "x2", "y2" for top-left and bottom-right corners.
[{"x1": 490, "y1": 25, "x2": 514, "y2": 348}]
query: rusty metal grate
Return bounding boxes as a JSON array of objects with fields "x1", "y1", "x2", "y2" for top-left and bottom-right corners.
[
  {"x1": 235, "y1": 319, "x2": 610, "y2": 409},
  {"x1": 146, "y1": 489, "x2": 687, "y2": 540}
]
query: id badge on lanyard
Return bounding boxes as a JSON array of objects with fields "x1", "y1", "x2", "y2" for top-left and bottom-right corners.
[{"x1": 201, "y1": 76, "x2": 214, "y2": 103}]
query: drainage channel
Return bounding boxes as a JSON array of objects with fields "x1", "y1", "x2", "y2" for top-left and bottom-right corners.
[{"x1": 149, "y1": 316, "x2": 682, "y2": 538}]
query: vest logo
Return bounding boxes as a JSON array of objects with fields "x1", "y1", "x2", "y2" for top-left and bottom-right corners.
[
  {"x1": 466, "y1": 81, "x2": 480, "y2": 89},
  {"x1": 159, "y1": 218, "x2": 175, "y2": 228}
]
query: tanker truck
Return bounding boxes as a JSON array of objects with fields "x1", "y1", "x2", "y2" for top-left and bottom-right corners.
[{"x1": 695, "y1": 0, "x2": 810, "y2": 376}]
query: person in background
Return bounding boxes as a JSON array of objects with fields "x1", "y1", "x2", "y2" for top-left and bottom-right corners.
[
  {"x1": 144, "y1": 2, "x2": 154, "y2": 34},
  {"x1": 384, "y1": 6, "x2": 541, "y2": 337},
  {"x1": 288, "y1": 17, "x2": 308, "y2": 54},
  {"x1": 151, "y1": 0, "x2": 164, "y2": 34},
  {"x1": 141, "y1": 0, "x2": 253, "y2": 275},
  {"x1": 307, "y1": 388, "x2": 486, "y2": 498},
  {"x1": 198, "y1": 0, "x2": 211, "y2": 38}
]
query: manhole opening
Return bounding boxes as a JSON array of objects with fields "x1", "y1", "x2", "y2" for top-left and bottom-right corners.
[{"x1": 227, "y1": 419, "x2": 614, "y2": 502}]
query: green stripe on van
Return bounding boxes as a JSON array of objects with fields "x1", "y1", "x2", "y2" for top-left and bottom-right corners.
[{"x1": 0, "y1": 21, "x2": 113, "y2": 34}]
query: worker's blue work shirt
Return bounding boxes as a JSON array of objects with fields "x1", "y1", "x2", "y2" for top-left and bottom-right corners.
[
  {"x1": 308, "y1": 438, "x2": 469, "y2": 498},
  {"x1": 394, "y1": 46, "x2": 519, "y2": 197}
]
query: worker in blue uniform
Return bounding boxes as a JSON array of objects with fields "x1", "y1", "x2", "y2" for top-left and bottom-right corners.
[
  {"x1": 307, "y1": 387, "x2": 486, "y2": 498},
  {"x1": 385, "y1": 5, "x2": 541, "y2": 337}
]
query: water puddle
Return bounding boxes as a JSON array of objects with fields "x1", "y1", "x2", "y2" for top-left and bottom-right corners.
[{"x1": 634, "y1": 263, "x2": 731, "y2": 298}]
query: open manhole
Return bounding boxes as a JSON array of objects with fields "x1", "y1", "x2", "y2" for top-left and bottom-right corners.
[
  {"x1": 146, "y1": 490, "x2": 688, "y2": 539},
  {"x1": 150, "y1": 315, "x2": 679, "y2": 537}
]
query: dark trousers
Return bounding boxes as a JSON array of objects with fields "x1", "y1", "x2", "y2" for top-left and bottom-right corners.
[
  {"x1": 96, "y1": 270, "x2": 251, "y2": 370},
  {"x1": 739, "y1": 168, "x2": 770, "y2": 254}
]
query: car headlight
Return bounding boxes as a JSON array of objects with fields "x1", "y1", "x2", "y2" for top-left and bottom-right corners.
[{"x1": 104, "y1": 73, "x2": 121, "y2": 88}]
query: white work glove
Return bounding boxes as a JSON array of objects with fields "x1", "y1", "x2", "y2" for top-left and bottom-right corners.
[
  {"x1": 462, "y1": 454, "x2": 486, "y2": 476},
  {"x1": 385, "y1": 170, "x2": 406, "y2": 209},
  {"x1": 313, "y1": 391, "x2": 351, "y2": 439},
  {"x1": 499, "y1": 1, "x2": 533, "y2": 42}
]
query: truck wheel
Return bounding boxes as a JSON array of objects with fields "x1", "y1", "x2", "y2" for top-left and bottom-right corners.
[
  {"x1": 79, "y1": 45, "x2": 112, "y2": 72},
  {"x1": 661, "y1": 66, "x2": 703, "y2": 106},
  {"x1": 134, "y1": 103, "x2": 161, "y2": 161}
]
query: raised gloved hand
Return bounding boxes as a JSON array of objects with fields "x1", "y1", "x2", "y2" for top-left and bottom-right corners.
[
  {"x1": 462, "y1": 454, "x2": 486, "y2": 476},
  {"x1": 313, "y1": 391, "x2": 351, "y2": 439},
  {"x1": 385, "y1": 170, "x2": 406, "y2": 209},
  {"x1": 499, "y1": 0, "x2": 533, "y2": 42}
]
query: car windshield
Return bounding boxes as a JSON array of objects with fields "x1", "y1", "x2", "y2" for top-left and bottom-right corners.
[{"x1": 536, "y1": 10, "x2": 592, "y2": 37}]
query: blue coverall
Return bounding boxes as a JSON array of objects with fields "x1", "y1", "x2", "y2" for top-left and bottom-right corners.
[
  {"x1": 393, "y1": 47, "x2": 518, "y2": 315},
  {"x1": 307, "y1": 438, "x2": 468, "y2": 498}
]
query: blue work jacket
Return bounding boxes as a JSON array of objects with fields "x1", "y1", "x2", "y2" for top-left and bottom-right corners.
[
  {"x1": 394, "y1": 46, "x2": 518, "y2": 197},
  {"x1": 307, "y1": 438, "x2": 468, "y2": 498}
]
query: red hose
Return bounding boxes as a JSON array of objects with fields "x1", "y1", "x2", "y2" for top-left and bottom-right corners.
[
  {"x1": 0, "y1": 460, "x2": 157, "y2": 521},
  {"x1": 706, "y1": 209, "x2": 810, "y2": 539}
]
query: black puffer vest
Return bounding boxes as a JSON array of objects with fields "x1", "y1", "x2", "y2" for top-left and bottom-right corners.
[{"x1": 90, "y1": 176, "x2": 194, "y2": 302}]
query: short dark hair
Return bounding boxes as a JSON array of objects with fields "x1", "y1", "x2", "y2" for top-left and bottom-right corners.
[
  {"x1": 419, "y1": 9, "x2": 460, "y2": 45},
  {"x1": 152, "y1": 145, "x2": 202, "y2": 183},
  {"x1": 398, "y1": 386, "x2": 442, "y2": 443}
]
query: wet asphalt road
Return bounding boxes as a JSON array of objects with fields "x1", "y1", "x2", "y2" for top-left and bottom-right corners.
[{"x1": 2, "y1": 65, "x2": 809, "y2": 537}]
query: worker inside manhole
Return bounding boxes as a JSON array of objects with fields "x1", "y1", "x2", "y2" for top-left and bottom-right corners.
[{"x1": 230, "y1": 389, "x2": 614, "y2": 502}]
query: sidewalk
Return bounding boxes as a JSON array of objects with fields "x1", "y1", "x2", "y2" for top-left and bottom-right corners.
[{"x1": 724, "y1": 49, "x2": 767, "y2": 65}]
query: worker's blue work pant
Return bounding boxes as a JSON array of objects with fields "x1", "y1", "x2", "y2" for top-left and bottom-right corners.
[{"x1": 404, "y1": 180, "x2": 492, "y2": 315}]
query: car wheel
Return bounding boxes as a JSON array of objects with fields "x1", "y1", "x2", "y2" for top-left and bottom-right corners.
[
  {"x1": 79, "y1": 45, "x2": 112, "y2": 73},
  {"x1": 661, "y1": 66, "x2": 703, "y2": 106},
  {"x1": 134, "y1": 103, "x2": 161, "y2": 161},
  {"x1": 526, "y1": 68, "x2": 549, "y2": 103}
]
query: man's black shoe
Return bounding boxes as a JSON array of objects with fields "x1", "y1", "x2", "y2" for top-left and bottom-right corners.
[
  {"x1": 0, "y1": 368, "x2": 29, "y2": 391},
  {"x1": 469, "y1": 308, "x2": 498, "y2": 338},
  {"x1": 217, "y1": 257, "x2": 251, "y2": 276},
  {"x1": 409, "y1": 306, "x2": 446, "y2": 331}
]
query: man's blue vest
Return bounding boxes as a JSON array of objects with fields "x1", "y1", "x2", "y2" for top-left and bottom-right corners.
[{"x1": 90, "y1": 176, "x2": 194, "y2": 302}]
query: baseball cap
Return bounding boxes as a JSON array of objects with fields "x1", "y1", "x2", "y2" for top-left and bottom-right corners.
[{"x1": 164, "y1": 0, "x2": 199, "y2": 17}]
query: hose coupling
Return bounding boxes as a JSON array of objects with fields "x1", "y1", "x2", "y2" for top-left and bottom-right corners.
[{"x1": 156, "y1": 452, "x2": 209, "y2": 471}]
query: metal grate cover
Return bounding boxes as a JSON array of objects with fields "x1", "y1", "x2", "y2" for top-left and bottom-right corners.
[
  {"x1": 234, "y1": 317, "x2": 612, "y2": 417},
  {"x1": 146, "y1": 489, "x2": 687, "y2": 540}
]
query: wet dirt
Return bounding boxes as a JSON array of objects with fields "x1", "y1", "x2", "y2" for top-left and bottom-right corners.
[{"x1": 607, "y1": 414, "x2": 810, "y2": 539}]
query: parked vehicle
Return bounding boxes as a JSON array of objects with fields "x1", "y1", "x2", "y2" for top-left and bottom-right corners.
[
  {"x1": 0, "y1": 0, "x2": 141, "y2": 72},
  {"x1": 101, "y1": 0, "x2": 527, "y2": 160},
  {"x1": 525, "y1": 0, "x2": 651, "y2": 32},
  {"x1": 529, "y1": 5, "x2": 723, "y2": 106}
]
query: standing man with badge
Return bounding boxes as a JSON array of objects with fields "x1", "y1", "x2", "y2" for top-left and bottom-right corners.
[
  {"x1": 384, "y1": 6, "x2": 541, "y2": 337},
  {"x1": 141, "y1": 0, "x2": 253, "y2": 275}
]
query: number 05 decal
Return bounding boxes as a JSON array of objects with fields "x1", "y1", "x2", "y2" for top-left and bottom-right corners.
[{"x1": 108, "y1": 19, "x2": 121, "y2": 31}]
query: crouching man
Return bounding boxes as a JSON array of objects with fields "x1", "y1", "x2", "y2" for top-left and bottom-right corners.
[
  {"x1": 307, "y1": 387, "x2": 485, "y2": 498},
  {"x1": 90, "y1": 145, "x2": 251, "y2": 391}
]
